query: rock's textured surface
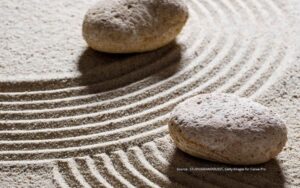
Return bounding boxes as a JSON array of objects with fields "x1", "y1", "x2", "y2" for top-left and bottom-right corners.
[
  {"x1": 169, "y1": 93, "x2": 288, "y2": 165},
  {"x1": 82, "y1": 0, "x2": 188, "y2": 53}
]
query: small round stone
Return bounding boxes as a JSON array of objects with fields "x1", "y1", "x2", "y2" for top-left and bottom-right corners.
[
  {"x1": 82, "y1": 0, "x2": 188, "y2": 53},
  {"x1": 168, "y1": 93, "x2": 287, "y2": 165}
]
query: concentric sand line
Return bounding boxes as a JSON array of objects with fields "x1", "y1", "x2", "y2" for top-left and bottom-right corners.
[
  {"x1": 0, "y1": 0, "x2": 264, "y2": 119},
  {"x1": 0, "y1": 2, "x2": 203, "y2": 101},
  {"x1": 1, "y1": 0, "x2": 295, "y2": 186},
  {"x1": 78, "y1": 157, "x2": 113, "y2": 188},
  {"x1": 0, "y1": 0, "x2": 230, "y2": 126},
  {"x1": 0, "y1": 0, "x2": 258, "y2": 142},
  {"x1": 0, "y1": 5, "x2": 209, "y2": 110},
  {"x1": 56, "y1": 137, "x2": 273, "y2": 187},
  {"x1": 0, "y1": 5, "x2": 286, "y2": 161},
  {"x1": 0, "y1": 0, "x2": 291, "y2": 162},
  {"x1": 0, "y1": 39, "x2": 268, "y2": 147},
  {"x1": 110, "y1": 150, "x2": 160, "y2": 187},
  {"x1": 1, "y1": 0, "x2": 248, "y2": 124},
  {"x1": 152, "y1": 137, "x2": 278, "y2": 187},
  {"x1": 1, "y1": 0, "x2": 284, "y2": 122},
  {"x1": 53, "y1": 164, "x2": 70, "y2": 188},
  {"x1": 127, "y1": 147, "x2": 173, "y2": 186},
  {"x1": 51, "y1": 0, "x2": 290, "y2": 187},
  {"x1": 0, "y1": 7, "x2": 211, "y2": 111}
]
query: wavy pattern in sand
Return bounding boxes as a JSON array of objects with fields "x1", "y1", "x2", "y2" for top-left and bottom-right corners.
[{"x1": 0, "y1": 0, "x2": 294, "y2": 187}]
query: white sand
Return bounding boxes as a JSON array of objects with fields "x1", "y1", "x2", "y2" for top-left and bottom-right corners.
[{"x1": 0, "y1": 0, "x2": 299, "y2": 187}]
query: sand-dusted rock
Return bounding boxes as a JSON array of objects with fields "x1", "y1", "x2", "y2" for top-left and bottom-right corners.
[
  {"x1": 168, "y1": 93, "x2": 287, "y2": 165},
  {"x1": 82, "y1": 0, "x2": 188, "y2": 53}
]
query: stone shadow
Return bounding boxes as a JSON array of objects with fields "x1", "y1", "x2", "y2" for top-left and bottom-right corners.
[
  {"x1": 76, "y1": 41, "x2": 183, "y2": 94},
  {"x1": 165, "y1": 148, "x2": 285, "y2": 188}
]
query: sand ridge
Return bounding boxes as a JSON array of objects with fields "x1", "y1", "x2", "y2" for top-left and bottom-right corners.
[{"x1": 0, "y1": 0, "x2": 299, "y2": 187}]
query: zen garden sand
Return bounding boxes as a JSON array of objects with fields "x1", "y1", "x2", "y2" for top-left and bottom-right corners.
[{"x1": 0, "y1": 0, "x2": 299, "y2": 187}]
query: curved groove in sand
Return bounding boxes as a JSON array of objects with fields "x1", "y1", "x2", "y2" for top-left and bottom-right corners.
[
  {"x1": 128, "y1": 146, "x2": 172, "y2": 184},
  {"x1": 0, "y1": 39, "x2": 283, "y2": 147},
  {"x1": 0, "y1": 36, "x2": 237, "y2": 134},
  {"x1": 2, "y1": 37, "x2": 279, "y2": 142},
  {"x1": 113, "y1": 150, "x2": 160, "y2": 188},
  {"x1": 235, "y1": 44, "x2": 286, "y2": 96},
  {"x1": 0, "y1": 0, "x2": 246, "y2": 118},
  {"x1": 142, "y1": 142, "x2": 220, "y2": 187},
  {"x1": 0, "y1": 36, "x2": 233, "y2": 121},
  {"x1": 85, "y1": 156, "x2": 122, "y2": 187},
  {"x1": 0, "y1": 126, "x2": 168, "y2": 160},
  {"x1": 84, "y1": 156, "x2": 114, "y2": 188},
  {"x1": 53, "y1": 164, "x2": 70, "y2": 188},
  {"x1": 0, "y1": 0, "x2": 245, "y2": 136},
  {"x1": 250, "y1": 49, "x2": 291, "y2": 99},
  {"x1": 0, "y1": 2, "x2": 211, "y2": 110},
  {"x1": 66, "y1": 159, "x2": 92, "y2": 188},
  {"x1": 0, "y1": 0, "x2": 290, "y2": 166},
  {"x1": 0, "y1": 1, "x2": 293, "y2": 188},
  {"x1": 2, "y1": 1, "x2": 288, "y2": 141},
  {"x1": 0, "y1": 0, "x2": 289, "y2": 160},
  {"x1": 154, "y1": 136, "x2": 282, "y2": 187},
  {"x1": 0, "y1": 7, "x2": 196, "y2": 94},
  {"x1": 216, "y1": 41, "x2": 275, "y2": 93},
  {"x1": 214, "y1": 0, "x2": 288, "y2": 95},
  {"x1": 55, "y1": 161, "x2": 81, "y2": 188},
  {"x1": 2, "y1": 0, "x2": 262, "y2": 141},
  {"x1": 159, "y1": 136, "x2": 277, "y2": 187},
  {"x1": 0, "y1": 0, "x2": 243, "y2": 124},
  {"x1": 95, "y1": 154, "x2": 135, "y2": 188},
  {"x1": 143, "y1": 141, "x2": 256, "y2": 188},
  {"x1": 0, "y1": 5, "x2": 211, "y2": 111},
  {"x1": 0, "y1": 37, "x2": 264, "y2": 145},
  {"x1": 0, "y1": 115, "x2": 168, "y2": 149},
  {"x1": 0, "y1": 0, "x2": 205, "y2": 101},
  {"x1": 130, "y1": 146, "x2": 185, "y2": 188}
]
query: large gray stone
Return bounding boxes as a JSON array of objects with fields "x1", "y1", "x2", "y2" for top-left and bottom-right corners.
[
  {"x1": 169, "y1": 93, "x2": 287, "y2": 165},
  {"x1": 82, "y1": 0, "x2": 188, "y2": 53}
]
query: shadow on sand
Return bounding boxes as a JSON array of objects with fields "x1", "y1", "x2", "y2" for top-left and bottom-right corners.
[
  {"x1": 165, "y1": 148, "x2": 285, "y2": 188},
  {"x1": 76, "y1": 41, "x2": 183, "y2": 94}
]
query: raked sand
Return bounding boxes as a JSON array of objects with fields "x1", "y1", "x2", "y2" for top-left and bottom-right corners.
[{"x1": 0, "y1": 0, "x2": 299, "y2": 187}]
